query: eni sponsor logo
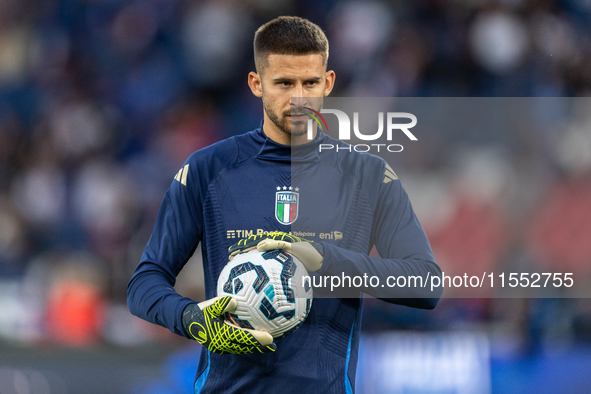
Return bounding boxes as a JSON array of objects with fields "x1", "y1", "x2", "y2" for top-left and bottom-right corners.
[{"x1": 319, "y1": 231, "x2": 343, "y2": 240}]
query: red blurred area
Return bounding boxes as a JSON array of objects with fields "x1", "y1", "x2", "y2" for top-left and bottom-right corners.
[
  {"x1": 527, "y1": 178, "x2": 591, "y2": 278},
  {"x1": 46, "y1": 280, "x2": 106, "y2": 347},
  {"x1": 429, "y1": 200, "x2": 507, "y2": 280}
]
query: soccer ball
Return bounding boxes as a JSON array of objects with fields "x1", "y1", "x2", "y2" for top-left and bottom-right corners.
[{"x1": 216, "y1": 249, "x2": 313, "y2": 338}]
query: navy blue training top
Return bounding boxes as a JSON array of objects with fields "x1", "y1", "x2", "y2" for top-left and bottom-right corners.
[{"x1": 127, "y1": 127, "x2": 442, "y2": 394}]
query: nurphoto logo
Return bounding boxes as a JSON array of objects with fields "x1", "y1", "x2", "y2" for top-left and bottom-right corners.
[{"x1": 304, "y1": 108, "x2": 418, "y2": 153}]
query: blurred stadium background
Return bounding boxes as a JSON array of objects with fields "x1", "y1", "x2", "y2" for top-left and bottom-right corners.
[{"x1": 0, "y1": 0, "x2": 591, "y2": 393}]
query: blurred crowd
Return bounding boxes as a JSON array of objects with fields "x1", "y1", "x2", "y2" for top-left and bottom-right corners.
[{"x1": 0, "y1": 0, "x2": 590, "y2": 353}]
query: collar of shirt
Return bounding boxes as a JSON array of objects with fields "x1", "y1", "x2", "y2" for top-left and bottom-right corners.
[{"x1": 254, "y1": 126, "x2": 322, "y2": 163}]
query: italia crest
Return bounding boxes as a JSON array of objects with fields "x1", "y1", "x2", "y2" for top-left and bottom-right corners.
[{"x1": 275, "y1": 187, "x2": 299, "y2": 225}]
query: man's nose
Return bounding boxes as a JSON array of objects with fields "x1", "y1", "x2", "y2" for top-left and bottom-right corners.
[
  {"x1": 292, "y1": 83, "x2": 304, "y2": 99},
  {"x1": 291, "y1": 85, "x2": 307, "y2": 109}
]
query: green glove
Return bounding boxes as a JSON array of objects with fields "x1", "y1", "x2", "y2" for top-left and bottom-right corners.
[
  {"x1": 182, "y1": 296, "x2": 276, "y2": 354},
  {"x1": 228, "y1": 231, "x2": 324, "y2": 272}
]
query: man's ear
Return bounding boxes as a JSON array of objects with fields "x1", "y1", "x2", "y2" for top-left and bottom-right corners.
[
  {"x1": 324, "y1": 70, "x2": 336, "y2": 97},
  {"x1": 248, "y1": 72, "x2": 263, "y2": 98}
]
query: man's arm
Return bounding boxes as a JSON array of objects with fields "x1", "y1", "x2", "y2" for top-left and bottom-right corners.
[
  {"x1": 127, "y1": 186, "x2": 201, "y2": 337},
  {"x1": 318, "y1": 171, "x2": 442, "y2": 308},
  {"x1": 127, "y1": 142, "x2": 236, "y2": 335},
  {"x1": 127, "y1": 157, "x2": 276, "y2": 352},
  {"x1": 250, "y1": 168, "x2": 442, "y2": 308}
]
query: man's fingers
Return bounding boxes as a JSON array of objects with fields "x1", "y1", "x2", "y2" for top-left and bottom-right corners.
[
  {"x1": 290, "y1": 242, "x2": 324, "y2": 272},
  {"x1": 244, "y1": 327, "x2": 274, "y2": 346},
  {"x1": 200, "y1": 296, "x2": 237, "y2": 318},
  {"x1": 257, "y1": 240, "x2": 323, "y2": 272},
  {"x1": 257, "y1": 239, "x2": 291, "y2": 252},
  {"x1": 219, "y1": 296, "x2": 237, "y2": 314},
  {"x1": 211, "y1": 342, "x2": 276, "y2": 355},
  {"x1": 187, "y1": 296, "x2": 277, "y2": 355},
  {"x1": 229, "y1": 245, "x2": 257, "y2": 260},
  {"x1": 223, "y1": 321, "x2": 274, "y2": 345},
  {"x1": 197, "y1": 296, "x2": 221, "y2": 310},
  {"x1": 256, "y1": 342, "x2": 277, "y2": 353}
]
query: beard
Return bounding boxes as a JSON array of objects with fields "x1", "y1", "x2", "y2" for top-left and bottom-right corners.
[{"x1": 263, "y1": 100, "x2": 309, "y2": 137}]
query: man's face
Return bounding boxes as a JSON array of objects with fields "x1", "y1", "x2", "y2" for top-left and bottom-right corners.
[{"x1": 249, "y1": 53, "x2": 335, "y2": 144}]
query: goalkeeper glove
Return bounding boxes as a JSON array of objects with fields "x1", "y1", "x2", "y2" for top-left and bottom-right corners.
[
  {"x1": 228, "y1": 231, "x2": 324, "y2": 272},
  {"x1": 182, "y1": 296, "x2": 276, "y2": 354}
]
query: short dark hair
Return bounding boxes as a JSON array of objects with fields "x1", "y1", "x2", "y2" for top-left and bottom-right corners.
[{"x1": 254, "y1": 16, "x2": 329, "y2": 72}]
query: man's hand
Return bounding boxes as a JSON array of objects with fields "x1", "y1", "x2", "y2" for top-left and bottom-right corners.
[
  {"x1": 228, "y1": 231, "x2": 324, "y2": 272},
  {"x1": 182, "y1": 296, "x2": 276, "y2": 354}
]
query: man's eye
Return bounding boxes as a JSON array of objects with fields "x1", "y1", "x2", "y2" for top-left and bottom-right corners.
[{"x1": 279, "y1": 82, "x2": 291, "y2": 87}]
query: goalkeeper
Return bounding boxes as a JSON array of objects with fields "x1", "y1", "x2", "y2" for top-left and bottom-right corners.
[{"x1": 127, "y1": 16, "x2": 442, "y2": 394}]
